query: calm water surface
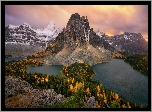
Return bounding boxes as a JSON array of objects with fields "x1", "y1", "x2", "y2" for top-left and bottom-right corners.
[
  {"x1": 27, "y1": 65, "x2": 63, "y2": 76},
  {"x1": 5, "y1": 57, "x2": 24, "y2": 62},
  {"x1": 92, "y1": 59, "x2": 148, "y2": 105}
]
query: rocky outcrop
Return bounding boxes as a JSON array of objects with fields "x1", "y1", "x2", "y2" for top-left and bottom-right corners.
[
  {"x1": 27, "y1": 89, "x2": 64, "y2": 108},
  {"x1": 5, "y1": 76, "x2": 65, "y2": 108},
  {"x1": 5, "y1": 76, "x2": 33, "y2": 98},
  {"x1": 86, "y1": 96, "x2": 97, "y2": 108}
]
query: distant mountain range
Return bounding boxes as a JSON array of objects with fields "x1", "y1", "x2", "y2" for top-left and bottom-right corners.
[
  {"x1": 5, "y1": 20, "x2": 60, "y2": 47},
  {"x1": 96, "y1": 30, "x2": 148, "y2": 54},
  {"x1": 5, "y1": 21, "x2": 61, "y2": 57}
]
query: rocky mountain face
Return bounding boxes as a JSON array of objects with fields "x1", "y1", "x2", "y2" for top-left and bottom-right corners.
[
  {"x1": 5, "y1": 43, "x2": 43, "y2": 58},
  {"x1": 44, "y1": 13, "x2": 112, "y2": 66},
  {"x1": 5, "y1": 21, "x2": 60, "y2": 57},
  {"x1": 46, "y1": 13, "x2": 115, "y2": 55},
  {"x1": 96, "y1": 31, "x2": 148, "y2": 54}
]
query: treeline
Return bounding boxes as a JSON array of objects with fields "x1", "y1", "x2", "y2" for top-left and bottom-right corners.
[
  {"x1": 123, "y1": 54, "x2": 148, "y2": 76},
  {"x1": 112, "y1": 51, "x2": 134, "y2": 59},
  {"x1": 5, "y1": 59, "x2": 148, "y2": 108}
]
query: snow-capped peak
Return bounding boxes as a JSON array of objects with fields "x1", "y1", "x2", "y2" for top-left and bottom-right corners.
[
  {"x1": 45, "y1": 20, "x2": 57, "y2": 31},
  {"x1": 22, "y1": 22, "x2": 30, "y2": 26},
  {"x1": 22, "y1": 22, "x2": 32, "y2": 28},
  {"x1": 33, "y1": 20, "x2": 61, "y2": 38}
]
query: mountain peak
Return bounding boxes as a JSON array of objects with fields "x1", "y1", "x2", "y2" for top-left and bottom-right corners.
[
  {"x1": 70, "y1": 13, "x2": 81, "y2": 20},
  {"x1": 44, "y1": 13, "x2": 115, "y2": 66},
  {"x1": 20, "y1": 22, "x2": 32, "y2": 29},
  {"x1": 46, "y1": 20, "x2": 57, "y2": 31},
  {"x1": 22, "y1": 22, "x2": 31, "y2": 26}
]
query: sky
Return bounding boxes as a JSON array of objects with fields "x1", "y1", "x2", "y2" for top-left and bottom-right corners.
[{"x1": 5, "y1": 5, "x2": 148, "y2": 41}]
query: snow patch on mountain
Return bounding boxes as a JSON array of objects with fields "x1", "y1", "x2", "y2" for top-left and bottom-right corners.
[
  {"x1": 96, "y1": 29, "x2": 105, "y2": 37},
  {"x1": 33, "y1": 20, "x2": 60, "y2": 38}
]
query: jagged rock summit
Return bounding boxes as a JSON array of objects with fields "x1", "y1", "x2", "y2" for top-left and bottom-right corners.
[{"x1": 44, "y1": 13, "x2": 112, "y2": 66}]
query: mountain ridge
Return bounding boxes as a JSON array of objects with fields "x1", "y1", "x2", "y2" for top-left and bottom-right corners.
[
  {"x1": 5, "y1": 20, "x2": 61, "y2": 46},
  {"x1": 5, "y1": 21, "x2": 61, "y2": 57},
  {"x1": 96, "y1": 30, "x2": 148, "y2": 54}
]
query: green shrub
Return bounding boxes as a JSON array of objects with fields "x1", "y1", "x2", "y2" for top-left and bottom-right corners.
[{"x1": 110, "y1": 100, "x2": 120, "y2": 108}]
